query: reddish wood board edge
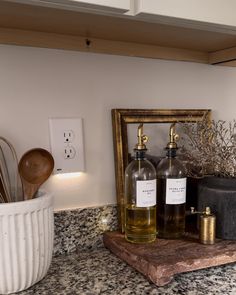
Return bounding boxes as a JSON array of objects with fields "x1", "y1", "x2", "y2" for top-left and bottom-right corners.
[{"x1": 103, "y1": 231, "x2": 236, "y2": 286}]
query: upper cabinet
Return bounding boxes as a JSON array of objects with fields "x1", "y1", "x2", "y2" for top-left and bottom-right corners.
[
  {"x1": 71, "y1": 0, "x2": 130, "y2": 12},
  {"x1": 70, "y1": 0, "x2": 130, "y2": 9},
  {"x1": 1, "y1": 0, "x2": 236, "y2": 66},
  {"x1": 5, "y1": 0, "x2": 131, "y2": 14},
  {"x1": 133, "y1": 0, "x2": 236, "y2": 33},
  {"x1": 72, "y1": 0, "x2": 130, "y2": 12}
]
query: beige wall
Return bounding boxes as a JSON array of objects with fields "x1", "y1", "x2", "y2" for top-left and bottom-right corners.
[{"x1": 0, "y1": 44, "x2": 236, "y2": 210}]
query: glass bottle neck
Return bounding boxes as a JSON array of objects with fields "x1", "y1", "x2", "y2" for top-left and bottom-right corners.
[
  {"x1": 134, "y1": 150, "x2": 146, "y2": 160},
  {"x1": 166, "y1": 148, "x2": 177, "y2": 158}
]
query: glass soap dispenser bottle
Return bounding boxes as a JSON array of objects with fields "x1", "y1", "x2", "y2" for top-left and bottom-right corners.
[
  {"x1": 124, "y1": 124, "x2": 156, "y2": 243},
  {"x1": 156, "y1": 123, "x2": 186, "y2": 239}
]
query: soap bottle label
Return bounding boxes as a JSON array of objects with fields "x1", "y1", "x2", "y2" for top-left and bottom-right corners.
[
  {"x1": 136, "y1": 179, "x2": 156, "y2": 207},
  {"x1": 166, "y1": 178, "x2": 186, "y2": 205}
]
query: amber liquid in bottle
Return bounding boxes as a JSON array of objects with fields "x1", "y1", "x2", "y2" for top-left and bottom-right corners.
[
  {"x1": 125, "y1": 206, "x2": 156, "y2": 243},
  {"x1": 125, "y1": 150, "x2": 156, "y2": 243},
  {"x1": 156, "y1": 149, "x2": 186, "y2": 239}
]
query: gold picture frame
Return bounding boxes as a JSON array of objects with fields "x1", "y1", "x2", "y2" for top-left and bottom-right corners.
[{"x1": 111, "y1": 108, "x2": 211, "y2": 232}]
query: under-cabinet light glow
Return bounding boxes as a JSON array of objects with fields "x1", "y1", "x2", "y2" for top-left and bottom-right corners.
[
  {"x1": 53, "y1": 172, "x2": 83, "y2": 180},
  {"x1": 101, "y1": 217, "x2": 108, "y2": 224},
  {"x1": 99, "y1": 217, "x2": 110, "y2": 231}
]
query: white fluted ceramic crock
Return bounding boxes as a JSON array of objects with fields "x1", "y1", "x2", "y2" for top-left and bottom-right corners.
[{"x1": 0, "y1": 191, "x2": 54, "y2": 294}]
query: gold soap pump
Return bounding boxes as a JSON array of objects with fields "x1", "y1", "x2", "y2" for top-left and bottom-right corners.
[
  {"x1": 135, "y1": 124, "x2": 148, "y2": 151},
  {"x1": 191, "y1": 207, "x2": 216, "y2": 245},
  {"x1": 166, "y1": 123, "x2": 179, "y2": 149}
]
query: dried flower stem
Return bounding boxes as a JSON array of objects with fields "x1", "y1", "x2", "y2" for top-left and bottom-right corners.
[{"x1": 178, "y1": 118, "x2": 236, "y2": 178}]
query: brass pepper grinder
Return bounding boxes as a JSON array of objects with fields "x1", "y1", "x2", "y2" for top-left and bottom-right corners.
[{"x1": 190, "y1": 207, "x2": 216, "y2": 245}]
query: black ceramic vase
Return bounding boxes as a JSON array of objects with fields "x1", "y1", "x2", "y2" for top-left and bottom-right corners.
[{"x1": 198, "y1": 176, "x2": 236, "y2": 239}]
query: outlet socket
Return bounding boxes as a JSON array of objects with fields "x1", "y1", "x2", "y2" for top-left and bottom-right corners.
[
  {"x1": 64, "y1": 130, "x2": 74, "y2": 143},
  {"x1": 64, "y1": 145, "x2": 76, "y2": 159},
  {"x1": 49, "y1": 118, "x2": 85, "y2": 173}
]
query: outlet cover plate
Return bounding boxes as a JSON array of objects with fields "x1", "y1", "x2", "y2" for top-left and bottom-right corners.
[{"x1": 49, "y1": 117, "x2": 85, "y2": 173}]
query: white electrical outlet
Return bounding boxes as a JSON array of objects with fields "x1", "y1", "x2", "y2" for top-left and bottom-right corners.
[
  {"x1": 49, "y1": 117, "x2": 85, "y2": 173},
  {"x1": 63, "y1": 130, "x2": 74, "y2": 143},
  {"x1": 64, "y1": 145, "x2": 76, "y2": 159}
]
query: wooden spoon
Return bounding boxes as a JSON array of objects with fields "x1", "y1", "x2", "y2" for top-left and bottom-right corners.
[{"x1": 18, "y1": 148, "x2": 54, "y2": 200}]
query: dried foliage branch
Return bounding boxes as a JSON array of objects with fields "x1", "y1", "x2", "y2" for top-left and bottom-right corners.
[{"x1": 178, "y1": 117, "x2": 236, "y2": 178}]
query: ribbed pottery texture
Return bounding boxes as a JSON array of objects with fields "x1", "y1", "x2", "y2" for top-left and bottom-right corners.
[{"x1": 0, "y1": 192, "x2": 54, "y2": 294}]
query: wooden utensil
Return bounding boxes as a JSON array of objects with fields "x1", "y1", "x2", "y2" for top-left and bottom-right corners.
[{"x1": 18, "y1": 148, "x2": 54, "y2": 200}]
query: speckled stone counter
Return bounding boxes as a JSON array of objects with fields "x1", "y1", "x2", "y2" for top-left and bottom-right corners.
[
  {"x1": 18, "y1": 248, "x2": 236, "y2": 295},
  {"x1": 53, "y1": 205, "x2": 118, "y2": 256},
  {"x1": 14, "y1": 205, "x2": 236, "y2": 294}
]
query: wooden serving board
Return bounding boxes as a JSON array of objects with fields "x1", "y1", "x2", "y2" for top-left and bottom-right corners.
[{"x1": 103, "y1": 231, "x2": 236, "y2": 286}]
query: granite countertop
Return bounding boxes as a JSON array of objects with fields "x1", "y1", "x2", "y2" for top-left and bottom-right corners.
[
  {"x1": 18, "y1": 246, "x2": 236, "y2": 295},
  {"x1": 13, "y1": 205, "x2": 236, "y2": 294}
]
